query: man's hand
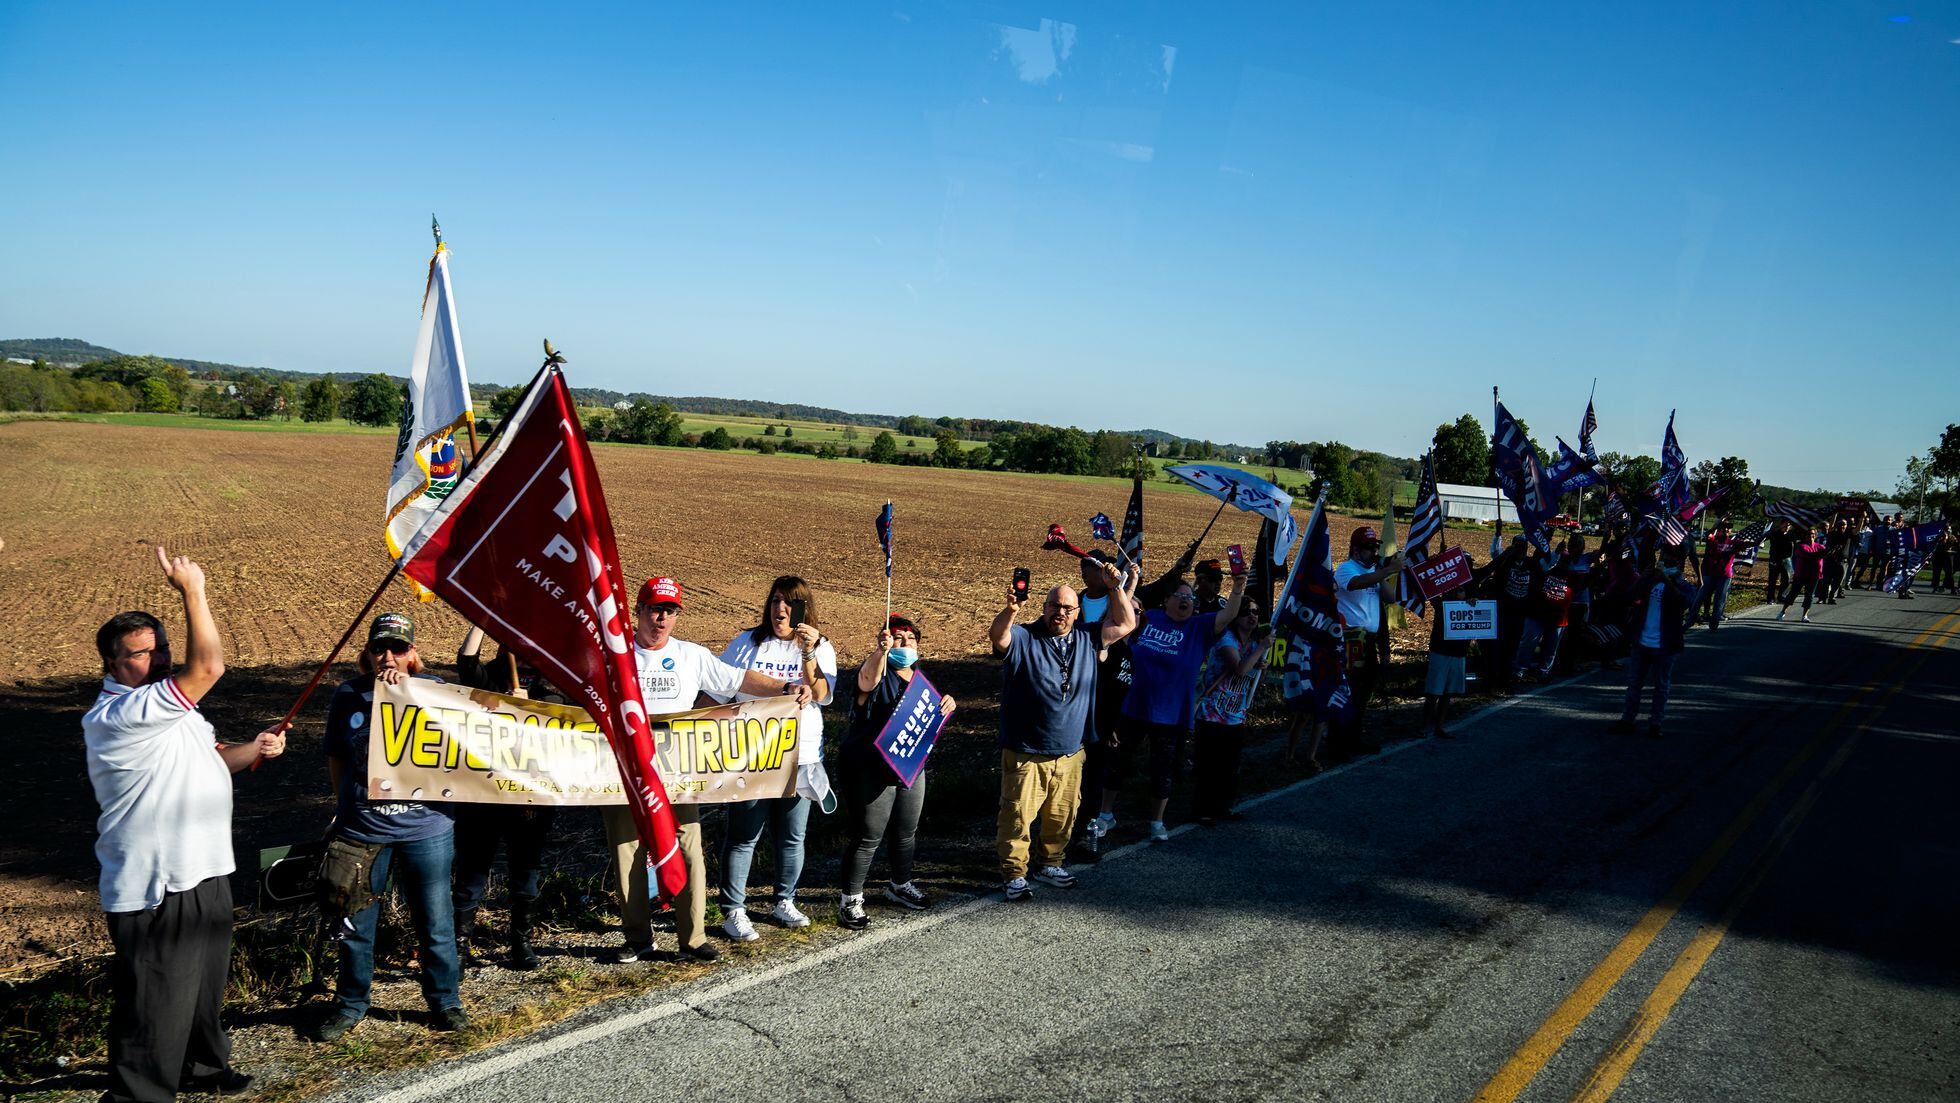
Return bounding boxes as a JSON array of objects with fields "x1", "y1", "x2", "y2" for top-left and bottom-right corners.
[
  {"x1": 254, "y1": 722, "x2": 290, "y2": 760},
  {"x1": 1096, "y1": 559, "x2": 1123, "y2": 591},
  {"x1": 155, "y1": 546, "x2": 206, "y2": 594}
]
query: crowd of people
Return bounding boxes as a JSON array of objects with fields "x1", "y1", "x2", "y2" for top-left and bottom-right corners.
[{"x1": 81, "y1": 507, "x2": 1944, "y2": 1101}]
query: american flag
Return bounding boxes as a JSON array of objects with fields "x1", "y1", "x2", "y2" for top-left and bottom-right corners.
[
  {"x1": 1089, "y1": 511, "x2": 1116, "y2": 541},
  {"x1": 1646, "y1": 511, "x2": 1689, "y2": 547},
  {"x1": 1579, "y1": 399, "x2": 1599, "y2": 460},
  {"x1": 1730, "y1": 519, "x2": 1768, "y2": 548},
  {"x1": 1402, "y1": 452, "x2": 1444, "y2": 616},
  {"x1": 1120, "y1": 477, "x2": 1144, "y2": 569},
  {"x1": 1764, "y1": 499, "x2": 1827, "y2": 531},
  {"x1": 1603, "y1": 490, "x2": 1628, "y2": 524}
]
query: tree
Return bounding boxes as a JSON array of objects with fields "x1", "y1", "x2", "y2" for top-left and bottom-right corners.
[
  {"x1": 488, "y1": 386, "x2": 525, "y2": 422},
  {"x1": 343, "y1": 374, "x2": 404, "y2": 427},
  {"x1": 1432, "y1": 415, "x2": 1487, "y2": 485},
  {"x1": 301, "y1": 375, "x2": 342, "y2": 422},
  {"x1": 137, "y1": 377, "x2": 179, "y2": 413},
  {"x1": 614, "y1": 400, "x2": 684, "y2": 446},
  {"x1": 868, "y1": 430, "x2": 899, "y2": 464},
  {"x1": 763, "y1": 424, "x2": 777, "y2": 436},
  {"x1": 841, "y1": 425, "x2": 859, "y2": 442},
  {"x1": 933, "y1": 429, "x2": 963, "y2": 467},
  {"x1": 1600, "y1": 451, "x2": 1662, "y2": 494},
  {"x1": 895, "y1": 415, "x2": 933, "y2": 438},
  {"x1": 584, "y1": 412, "x2": 612, "y2": 441},
  {"x1": 700, "y1": 426, "x2": 734, "y2": 450}
]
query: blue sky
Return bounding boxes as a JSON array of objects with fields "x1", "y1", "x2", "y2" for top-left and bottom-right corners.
[{"x1": 3, "y1": 1, "x2": 1955, "y2": 492}]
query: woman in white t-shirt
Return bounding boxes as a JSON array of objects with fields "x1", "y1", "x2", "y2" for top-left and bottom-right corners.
[{"x1": 714, "y1": 576, "x2": 838, "y2": 939}]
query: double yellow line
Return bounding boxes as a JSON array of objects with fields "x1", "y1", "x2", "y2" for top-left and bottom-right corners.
[{"x1": 1472, "y1": 607, "x2": 1960, "y2": 1103}]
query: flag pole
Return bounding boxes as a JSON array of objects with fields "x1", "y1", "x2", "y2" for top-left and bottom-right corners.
[
  {"x1": 1249, "y1": 486, "x2": 1323, "y2": 700},
  {"x1": 884, "y1": 498, "x2": 893, "y2": 624}
]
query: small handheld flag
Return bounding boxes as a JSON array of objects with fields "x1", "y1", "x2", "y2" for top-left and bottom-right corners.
[
  {"x1": 876, "y1": 500, "x2": 894, "y2": 620},
  {"x1": 1090, "y1": 512, "x2": 1116, "y2": 542}
]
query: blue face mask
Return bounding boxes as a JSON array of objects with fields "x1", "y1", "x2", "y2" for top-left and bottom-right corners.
[{"x1": 887, "y1": 646, "x2": 918, "y2": 669}]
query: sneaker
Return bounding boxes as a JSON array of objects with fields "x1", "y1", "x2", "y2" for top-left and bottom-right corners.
[
  {"x1": 313, "y1": 1011, "x2": 363, "y2": 1044},
  {"x1": 1801, "y1": 613, "x2": 1812, "y2": 623},
  {"x1": 180, "y1": 1067, "x2": 254, "y2": 1096},
  {"x1": 1033, "y1": 866, "x2": 1077, "y2": 889},
  {"x1": 607, "y1": 942, "x2": 654, "y2": 964},
  {"x1": 434, "y1": 1006, "x2": 471, "y2": 1033},
  {"x1": 1776, "y1": 608, "x2": 1787, "y2": 620},
  {"x1": 838, "y1": 895, "x2": 870, "y2": 931},
  {"x1": 769, "y1": 898, "x2": 811, "y2": 929},
  {"x1": 679, "y1": 940, "x2": 721, "y2": 963},
  {"x1": 883, "y1": 881, "x2": 929, "y2": 910},
  {"x1": 1148, "y1": 821, "x2": 1171, "y2": 842},
  {"x1": 722, "y1": 908, "x2": 760, "y2": 942},
  {"x1": 1002, "y1": 877, "x2": 1035, "y2": 901}
]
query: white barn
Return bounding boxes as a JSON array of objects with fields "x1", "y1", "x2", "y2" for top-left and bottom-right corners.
[{"x1": 1436, "y1": 482, "x2": 1518, "y2": 525}]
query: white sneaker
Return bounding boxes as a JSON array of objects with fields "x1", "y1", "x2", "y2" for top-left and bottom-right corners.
[
  {"x1": 1148, "y1": 820, "x2": 1171, "y2": 842},
  {"x1": 769, "y1": 898, "x2": 811, "y2": 929},
  {"x1": 1801, "y1": 613, "x2": 1812, "y2": 623},
  {"x1": 1084, "y1": 817, "x2": 1109, "y2": 840},
  {"x1": 1033, "y1": 866, "x2": 1077, "y2": 889},
  {"x1": 1776, "y1": 608, "x2": 1787, "y2": 620},
  {"x1": 721, "y1": 908, "x2": 759, "y2": 942},
  {"x1": 1002, "y1": 877, "x2": 1034, "y2": 901}
]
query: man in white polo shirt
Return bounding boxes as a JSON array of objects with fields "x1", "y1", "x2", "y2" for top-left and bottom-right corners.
[
  {"x1": 1332, "y1": 526, "x2": 1401, "y2": 755},
  {"x1": 84, "y1": 547, "x2": 287, "y2": 1103}
]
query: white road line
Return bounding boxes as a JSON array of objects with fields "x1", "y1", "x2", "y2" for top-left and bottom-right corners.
[{"x1": 352, "y1": 606, "x2": 1783, "y2": 1102}]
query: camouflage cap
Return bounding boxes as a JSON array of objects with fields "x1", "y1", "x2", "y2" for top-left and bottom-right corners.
[{"x1": 368, "y1": 612, "x2": 415, "y2": 647}]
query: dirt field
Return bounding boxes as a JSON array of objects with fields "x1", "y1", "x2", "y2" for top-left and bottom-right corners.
[{"x1": 2, "y1": 418, "x2": 1432, "y2": 975}]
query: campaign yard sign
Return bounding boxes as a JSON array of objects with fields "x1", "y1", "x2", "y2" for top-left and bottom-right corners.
[
  {"x1": 1409, "y1": 545, "x2": 1474, "y2": 601},
  {"x1": 875, "y1": 673, "x2": 946, "y2": 788},
  {"x1": 1440, "y1": 600, "x2": 1498, "y2": 641}
]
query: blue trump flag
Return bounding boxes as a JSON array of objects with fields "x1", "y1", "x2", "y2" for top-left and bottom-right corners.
[
  {"x1": 875, "y1": 501, "x2": 893, "y2": 578},
  {"x1": 1882, "y1": 521, "x2": 1945, "y2": 593},
  {"x1": 1491, "y1": 397, "x2": 1558, "y2": 548},
  {"x1": 1090, "y1": 511, "x2": 1116, "y2": 541},
  {"x1": 1273, "y1": 495, "x2": 1354, "y2": 721},
  {"x1": 874, "y1": 672, "x2": 946, "y2": 787},
  {"x1": 1545, "y1": 438, "x2": 1602, "y2": 493},
  {"x1": 1653, "y1": 411, "x2": 1689, "y2": 514}
]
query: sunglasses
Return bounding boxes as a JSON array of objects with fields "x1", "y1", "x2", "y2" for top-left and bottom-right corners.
[
  {"x1": 641, "y1": 604, "x2": 681, "y2": 618},
  {"x1": 368, "y1": 640, "x2": 412, "y2": 655}
]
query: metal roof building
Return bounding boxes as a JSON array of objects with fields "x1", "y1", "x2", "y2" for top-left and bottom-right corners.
[{"x1": 1436, "y1": 482, "x2": 1518, "y2": 524}]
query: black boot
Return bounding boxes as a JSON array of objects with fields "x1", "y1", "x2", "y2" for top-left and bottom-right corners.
[
  {"x1": 455, "y1": 907, "x2": 482, "y2": 968},
  {"x1": 507, "y1": 899, "x2": 540, "y2": 971}
]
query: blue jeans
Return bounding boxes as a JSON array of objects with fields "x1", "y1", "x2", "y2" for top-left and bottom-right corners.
[
  {"x1": 718, "y1": 796, "x2": 810, "y2": 909},
  {"x1": 1693, "y1": 576, "x2": 1732, "y2": 626},
  {"x1": 1620, "y1": 645, "x2": 1679, "y2": 727},
  {"x1": 335, "y1": 831, "x2": 461, "y2": 1017},
  {"x1": 1513, "y1": 620, "x2": 1564, "y2": 677}
]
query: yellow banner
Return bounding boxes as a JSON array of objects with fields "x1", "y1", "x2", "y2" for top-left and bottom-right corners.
[{"x1": 365, "y1": 677, "x2": 802, "y2": 806}]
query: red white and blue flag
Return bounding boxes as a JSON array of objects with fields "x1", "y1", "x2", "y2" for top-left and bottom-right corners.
[
  {"x1": 1090, "y1": 511, "x2": 1116, "y2": 542},
  {"x1": 1120, "y1": 477, "x2": 1145, "y2": 569},
  {"x1": 1402, "y1": 452, "x2": 1444, "y2": 616},
  {"x1": 1882, "y1": 521, "x2": 1944, "y2": 593}
]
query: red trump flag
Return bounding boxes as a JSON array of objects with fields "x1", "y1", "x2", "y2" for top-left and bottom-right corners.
[{"x1": 397, "y1": 364, "x2": 686, "y2": 897}]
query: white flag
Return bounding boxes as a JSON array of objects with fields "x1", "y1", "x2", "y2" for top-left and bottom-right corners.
[{"x1": 386, "y1": 244, "x2": 474, "y2": 599}]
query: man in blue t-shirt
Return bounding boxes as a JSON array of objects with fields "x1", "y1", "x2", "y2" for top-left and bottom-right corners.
[{"x1": 989, "y1": 560, "x2": 1135, "y2": 901}]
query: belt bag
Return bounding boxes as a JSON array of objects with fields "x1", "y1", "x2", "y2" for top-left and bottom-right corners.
[{"x1": 315, "y1": 834, "x2": 384, "y2": 920}]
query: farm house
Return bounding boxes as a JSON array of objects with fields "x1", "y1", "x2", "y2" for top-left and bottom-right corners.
[{"x1": 1436, "y1": 482, "x2": 1519, "y2": 524}]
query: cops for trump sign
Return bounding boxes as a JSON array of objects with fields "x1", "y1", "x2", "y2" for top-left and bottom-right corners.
[{"x1": 1439, "y1": 600, "x2": 1497, "y2": 641}]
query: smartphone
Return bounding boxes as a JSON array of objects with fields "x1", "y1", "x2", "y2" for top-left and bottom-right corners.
[
  {"x1": 1012, "y1": 567, "x2": 1031, "y2": 603},
  {"x1": 1225, "y1": 544, "x2": 1247, "y2": 577},
  {"x1": 788, "y1": 598, "x2": 807, "y2": 629}
]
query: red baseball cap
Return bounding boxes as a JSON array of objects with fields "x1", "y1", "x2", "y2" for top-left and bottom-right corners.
[
  {"x1": 637, "y1": 576, "x2": 684, "y2": 610},
  {"x1": 1351, "y1": 526, "x2": 1381, "y2": 548}
]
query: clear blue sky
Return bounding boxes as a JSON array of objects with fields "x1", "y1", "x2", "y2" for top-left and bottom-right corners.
[{"x1": 3, "y1": 1, "x2": 1955, "y2": 493}]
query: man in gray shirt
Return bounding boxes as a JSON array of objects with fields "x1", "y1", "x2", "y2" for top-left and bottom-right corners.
[{"x1": 989, "y1": 560, "x2": 1134, "y2": 900}]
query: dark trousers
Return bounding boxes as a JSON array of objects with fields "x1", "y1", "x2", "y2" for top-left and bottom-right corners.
[
  {"x1": 1783, "y1": 578, "x2": 1820, "y2": 613},
  {"x1": 336, "y1": 831, "x2": 460, "y2": 1018},
  {"x1": 1333, "y1": 629, "x2": 1381, "y2": 749},
  {"x1": 1192, "y1": 721, "x2": 1243, "y2": 819},
  {"x1": 1130, "y1": 718, "x2": 1186, "y2": 801},
  {"x1": 1766, "y1": 559, "x2": 1790, "y2": 604},
  {"x1": 838, "y1": 752, "x2": 927, "y2": 895},
  {"x1": 451, "y1": 805, "x2": 556, "y2": 914},
  {"x1": 104, "y1": 876, "x2": 233, "y2": 1103},
  {"x1": 1933, "y1": 552, "x2": 1957, "y2": 591},
  {"x1": 1693, "y1": 576, "x2": 1733, "y2": 626},
  {"x1": 1620, "y1": 645, "x2": 1679, "y2": 727}
]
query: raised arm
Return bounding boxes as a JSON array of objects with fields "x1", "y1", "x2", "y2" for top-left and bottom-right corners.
[
  {"x1": 989, "y1": 595, "x2": 1021, "y2": 656},
  {"x1": 157, "y1": 546, "x2": 224, "y2": 703},
  {"x1": 1094, "y1": 561, "x2": 1137, "y2": 648},
  {"x1": 858, "y1": 626, "x2": 892, "y2": 696},
  {"x1": 1211, "y1": 572, "x2": 1248, "y2": 637}
]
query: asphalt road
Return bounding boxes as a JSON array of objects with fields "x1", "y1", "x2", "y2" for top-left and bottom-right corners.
[{"x1": 335, "y1": 588, "x2": 1960, "y2": 1103}]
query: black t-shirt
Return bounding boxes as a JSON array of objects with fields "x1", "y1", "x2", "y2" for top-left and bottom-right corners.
[
  {"x1": 1768, "y1": 530, "x2": 1795, "y2": 559},
  {"x1": 845, "y1": 666, "x2": 911, "y2": 763}
]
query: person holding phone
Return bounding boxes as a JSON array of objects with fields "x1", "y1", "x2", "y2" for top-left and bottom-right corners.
[
  {"x1": 990, "y1": 560, "x2": 1136, "y2": 900},
  {"x1": 1191, "y1": 598, "x2": 1269, "y2": 825},
  {"x1": 835, "y1": 614, "x2": 958, "y2": 930},
  {"x1": 1121, "y1": 563, "x2": 1248, "y2": 841},
  {"x1": 714, "y1": 576, "x2": 837, "y2": 940}
]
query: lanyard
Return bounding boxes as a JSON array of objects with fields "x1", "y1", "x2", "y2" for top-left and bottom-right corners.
[{"x1": 1045, "y1": 631, "x2": 1077, "y2": 700}]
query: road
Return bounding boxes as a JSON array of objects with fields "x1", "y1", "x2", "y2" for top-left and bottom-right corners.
[{"x1": 335, "y1": 589, "x2": 1960, "y2": 1103}]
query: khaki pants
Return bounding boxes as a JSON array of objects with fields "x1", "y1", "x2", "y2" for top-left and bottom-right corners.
[
  {"x1": 995, "y1": 748, "x2": 1084, "y2": 881},
  {"x1": 604, "y1": 803, "x2": 705, "y2": 951}
]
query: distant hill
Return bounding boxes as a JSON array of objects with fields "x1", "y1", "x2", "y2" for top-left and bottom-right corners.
[{"x1": 1, "y1": 335, "x2": 1289, "y2": 460}]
